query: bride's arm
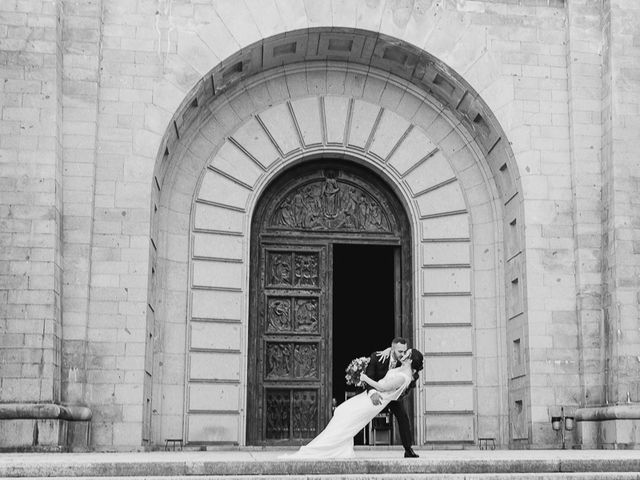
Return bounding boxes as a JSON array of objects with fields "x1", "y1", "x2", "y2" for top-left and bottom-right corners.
[{"x1": 360, "y1": 373, "x2": 404, "y2": 392}]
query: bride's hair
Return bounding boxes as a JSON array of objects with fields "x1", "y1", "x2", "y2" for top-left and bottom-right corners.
[{"x1": 410, "y1": 349, "x2": 424, "y2": 372}]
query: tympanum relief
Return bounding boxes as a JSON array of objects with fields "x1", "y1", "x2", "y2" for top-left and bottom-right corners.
[{"x1": 269, "y1": 174, "x2": 391, "y2": 233}]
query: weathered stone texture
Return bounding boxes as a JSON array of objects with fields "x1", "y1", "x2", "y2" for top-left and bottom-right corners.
[
  {"x1": 0, "y1": 0, "x2": 639, "y2": 451},
  {"x1": 564, "y1": 0, "x2": 606, "y2": 419},
  {"x1": 59, "y1": 0, "x2": 102, "y2": 413},
  {"x1": 0, "y1": 0, "x2": 62, "y2": 404},
  {"x1": 601, "y1": 0, "x2": 640, "y2": 408}
]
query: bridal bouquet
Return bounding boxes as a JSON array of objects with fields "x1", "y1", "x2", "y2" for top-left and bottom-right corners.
[{"x1": 344, "y1": 356, "x2": 370, "y2": 387}]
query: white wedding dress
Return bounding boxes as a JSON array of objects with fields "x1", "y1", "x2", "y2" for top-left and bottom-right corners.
[{"x1": 281, "y1": 369, "x2": 411, "y2": 459}]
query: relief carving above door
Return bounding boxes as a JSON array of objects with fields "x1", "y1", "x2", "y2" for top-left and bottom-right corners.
[{"x1": 268, "y1": 172, "x2": 392, "y2": 233}]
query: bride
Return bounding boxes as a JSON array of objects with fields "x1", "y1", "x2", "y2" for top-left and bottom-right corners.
[{"x1": 281, "y1": 348, "x2": 422, "y2": 459}]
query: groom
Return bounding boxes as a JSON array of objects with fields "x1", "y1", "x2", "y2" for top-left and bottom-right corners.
[{"x1": 364, "y1": 337, "x2": 422, "y2": 458}]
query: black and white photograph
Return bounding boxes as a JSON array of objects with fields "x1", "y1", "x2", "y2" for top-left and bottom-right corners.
[{"x1": 0, "y1": 0, "x2": 639, "y2": 478}]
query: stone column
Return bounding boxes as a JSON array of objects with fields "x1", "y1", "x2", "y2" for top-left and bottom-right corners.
[
  {"x1": 59, "y1": 0, "x2": 102, "y2": 407},
  {"x1": 0, "y1": 0, "x2": 65, "y2": 449},
  {"x1": 603, "y1": 0, "x2": 640, "y2": 409},
  {"x1": 566, "y1": 1, "x2": 605, "y2": 406},
  {"x1": 577, "y1": 0, "x2": 640, "y2": 449}
]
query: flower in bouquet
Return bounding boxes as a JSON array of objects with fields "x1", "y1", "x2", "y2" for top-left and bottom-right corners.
[{"x1": 345, "y1": 356, "x2": 370, "y2": 387}]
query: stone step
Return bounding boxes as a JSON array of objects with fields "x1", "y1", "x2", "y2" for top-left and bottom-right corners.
[
  {"x1": 1, "y1": 450, "x2": 639, "y2": 479},
  {"x1": 5, "y1": 473, "x2": 640, "y2": 479}
]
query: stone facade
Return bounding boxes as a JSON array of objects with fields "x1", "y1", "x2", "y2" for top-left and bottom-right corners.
[{"x1": 0, "y1": 0, "x2": 639, "y2": 451}]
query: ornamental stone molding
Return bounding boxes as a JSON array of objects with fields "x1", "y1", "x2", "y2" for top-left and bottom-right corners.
[{"x1": 149, "y1": 54, "x2": 519, "y2": 446}]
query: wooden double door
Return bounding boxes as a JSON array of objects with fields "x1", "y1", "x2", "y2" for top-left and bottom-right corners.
[{"x1": 247, "y1": 161, "x2": 411, "y2": 445}]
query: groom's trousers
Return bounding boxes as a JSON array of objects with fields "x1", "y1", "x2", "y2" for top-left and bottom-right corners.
[{"x1": 386, "y1": 400, "x2": 412, "y2": 450}]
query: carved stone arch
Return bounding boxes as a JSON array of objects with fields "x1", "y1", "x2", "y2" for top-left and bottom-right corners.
[{"x1": 149, "y1": 28, "x2": 522, "y2": 448}]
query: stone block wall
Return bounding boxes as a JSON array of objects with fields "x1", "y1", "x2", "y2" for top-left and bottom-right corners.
[
  {"x1": 602, "y1": 0, "x2": 640, "y2": 407},
  {"x1": 171, "y1": 68, "x2": 506, "y2": 445},
  {"x1": 0, "y1": 0, "x2": 62, "y2": 405},
  {"x1": 59, "y1": 0, "x2": 103, "y2": 410},
  {"x1": 0, "y1": 0, "x2": 639, "y2": 450},
  {"x1": 565, "y1": 0, "x2": 605, "y2": 411}
]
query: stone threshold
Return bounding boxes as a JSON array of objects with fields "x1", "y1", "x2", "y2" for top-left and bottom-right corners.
[{"x1": 0, "y1": 450, "x2": 639, "y2": 477}]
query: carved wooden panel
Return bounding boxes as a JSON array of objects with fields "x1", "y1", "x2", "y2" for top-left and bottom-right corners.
[
  {"x1": 267, "y1": 252, "x2": 293, "y2": 286},
  {"x1": 267, "y1": 297, "x2": 292, "y2": 332},
  {"x1": 265, "y1": 343, "x2": 292, "y2": 378},
  {"x1": 265, "y1": 342, "x2": 319, "y2": 380},
  {"x1": 265, "y1": 389, "x2": 319, "y2": 440},
  {"x1": 292, "y1": 390, "x2": 318, "y2": 438},
  {"x1": 265, "y1": 389, "x2": 290, "y2": 440},
  {"x1": 294, "y1": 253, "x2": 319, "y2": 287},
  {"x1": 254, "y1": 244, "x2": 326, "y2": 443},
  {"x1": 268, "y1": 174, "x2": 391, "y2": 232},
  {"x1": 294, "y1": 298, "x2": 318, "y2": 333},
  {"x1": 267, "y1": 251, "x2": 320, "y2": 289},
  {"x1": 266, "y1": 296, "x2": 319, "y2": 334},
  {"x1": 293, "y1": 344, "x2": 318, "y2": 378}
]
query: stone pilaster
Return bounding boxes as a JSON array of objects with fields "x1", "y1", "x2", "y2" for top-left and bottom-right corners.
[
  {"x1": 566, "y1": 0, "x2": 605, "y2": 408},
  {"x1": 0, "y1": 0, "x2": 68, "y2": 450},
  {"x1": 0, "y1": 0, "x2": 62, "y2": 405},
  {"x1": 577, "y1": 0, "x2": 640, "y2": 449},
  {"x1": 601, "y1": 0, "x2": 640, "y2": 409},
  {"x1": 59, "y1": 0, "x2": 103, "y2": 408}
]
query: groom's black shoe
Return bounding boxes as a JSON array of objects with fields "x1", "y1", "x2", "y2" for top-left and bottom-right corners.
[{"x1": 404, "y1": 448, "x2": 419, "y2": 458}]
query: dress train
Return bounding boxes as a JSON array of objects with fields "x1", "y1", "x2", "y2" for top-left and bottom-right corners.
[{"x1": 281, "y1": 370, "x2": 410, "y2": 459}]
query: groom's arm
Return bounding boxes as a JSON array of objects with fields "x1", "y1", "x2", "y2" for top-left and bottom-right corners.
[
  {"x1": 364, "y1": 353, "x2": 377, "y2": 392},
  {"x1": 365, "y1": 353, "x2": 385, "y2": 406},
  {"x1": 361, "y1": 373, "x2": 404, "y2": 392}
]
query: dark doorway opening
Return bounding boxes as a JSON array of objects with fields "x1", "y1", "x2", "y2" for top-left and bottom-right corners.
[{"x1": 332, "y1": 244, "x2": 396, "y2": 443}]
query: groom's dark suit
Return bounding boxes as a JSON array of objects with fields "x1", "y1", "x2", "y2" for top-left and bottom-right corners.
[{"x1": 364, "y1": 352, "x2": 419, "y2": 451}]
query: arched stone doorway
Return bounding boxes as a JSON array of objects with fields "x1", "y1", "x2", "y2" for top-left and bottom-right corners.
[
  {"x1": 148, "y1": 28, "x2": 523, "y2": 448},
  {"x1": 247, "y1": 160, "x2": 412, "y2": 445}
]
